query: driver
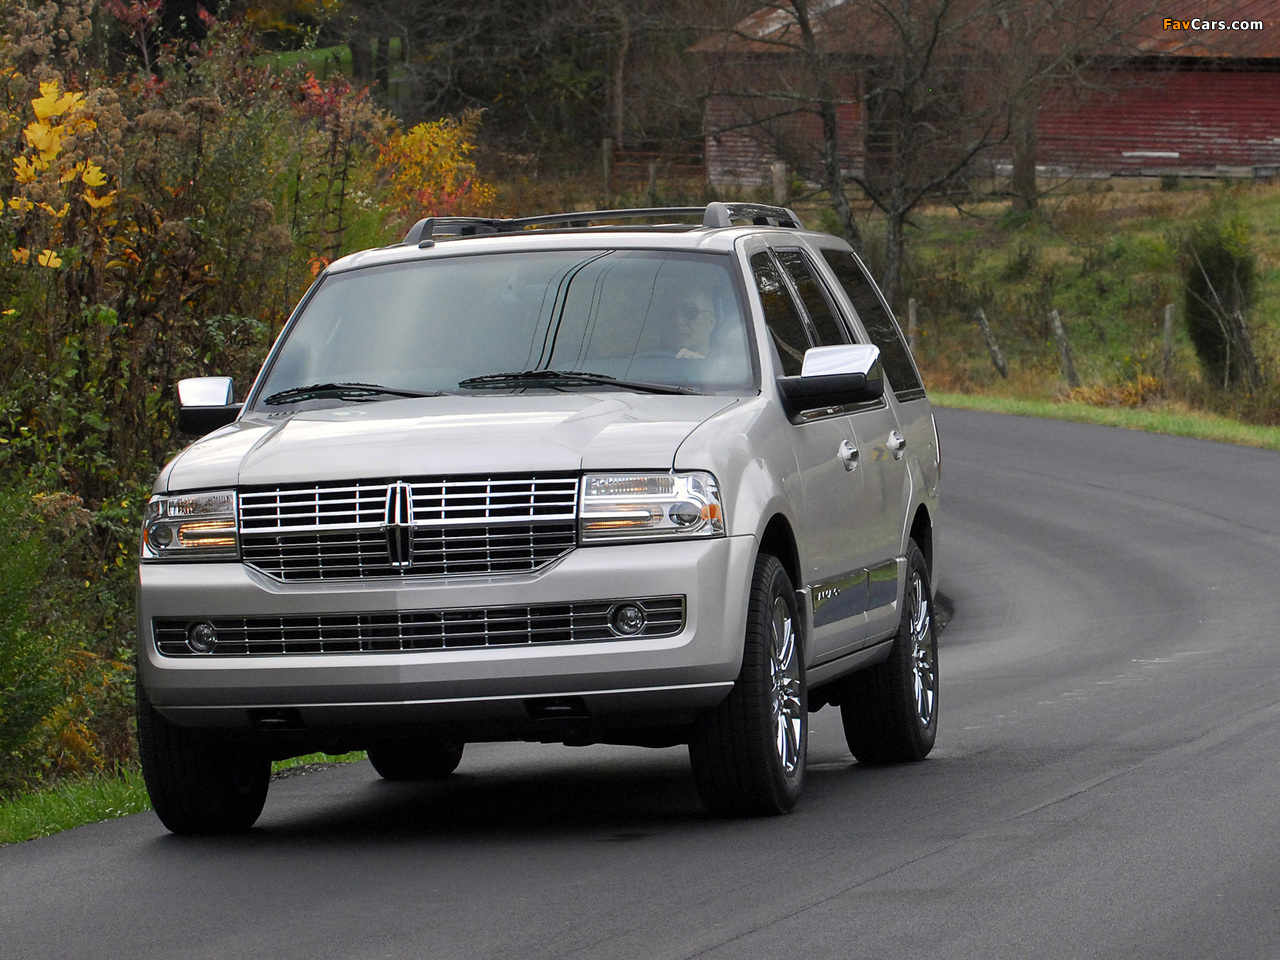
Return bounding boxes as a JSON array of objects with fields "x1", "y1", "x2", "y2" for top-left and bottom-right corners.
[{"x1": 666, "y1": 290, "x2": 718, "y2": 359}]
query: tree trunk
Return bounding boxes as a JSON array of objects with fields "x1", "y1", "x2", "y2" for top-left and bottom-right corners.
[
  {"x1": 1010, "y1": 96, "x2": 1038, "y2": 215},
  {"x1": 882, "y1": 205, "x2": 905, "y2": 311},
  {"x1": 793, "y1": 0, "x2": 862, "y2": 251},
  {"x1": 612, "y1": 11, "x2": 630, "y2": 146},
  {"x1": 374, "y1": 37, "x2": 392, "y2": 93},
  {"x1": 349, "y1": 36, "x2": 372, "y2": 85},
  {"x1": 820, "y1": 96, "x2": 862, "y2": 251}
]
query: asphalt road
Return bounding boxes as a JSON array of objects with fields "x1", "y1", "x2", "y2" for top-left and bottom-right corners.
[{"x1": 4, "y1": 408, "x2": 1280, "y2": 960}]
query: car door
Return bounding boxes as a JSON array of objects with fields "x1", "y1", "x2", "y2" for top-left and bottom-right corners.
[
  {"x1": 748, "y1": 245, "x2": 872, "y2": 660},
  {"x1": 773, "y1": 245, "x2": 910, "y2": 655}
]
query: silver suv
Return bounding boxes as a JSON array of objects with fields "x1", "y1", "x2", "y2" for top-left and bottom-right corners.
[{"x1": 136, "y1": 203, "x2": 941, "y2": 832}]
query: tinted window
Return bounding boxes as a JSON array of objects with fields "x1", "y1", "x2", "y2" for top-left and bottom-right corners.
[
  {"x1": 820, "y1": 249, "x2": 924, "y2": 398},
  {"x1": 776, "y1": 249, "x2": 849, "y2": 347},
  {"x1": 750, "y1": 251, "x2": 808, "y2": 377}
]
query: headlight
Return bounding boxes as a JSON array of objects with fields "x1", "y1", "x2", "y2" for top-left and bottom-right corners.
[
  {"x1": 141, "y1": 490, "x2": 239, "y2": 561},
  {"x1": 580, "y1": 472, "x2": 724, "y2": 543}
]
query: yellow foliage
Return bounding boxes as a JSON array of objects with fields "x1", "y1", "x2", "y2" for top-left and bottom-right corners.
[
  {"x1": 31, "y1": 80, "x2": 85, "y2": 122},
  {"x1": 24, "y1": 120, "x2": 65, "y2": 162},
  {"x1": 8, "y1": 79, "x2": 114, "y2": 269},
  {"x1": 82, "y1": 189, "x2": 115, "y2": 210},
  {"x1": 13, "y1": 155, "x2": 39, "y2": 183},
  {"x1": 80, "y1": 160, "x2": 107, "y2": 187},
  {"x1": 377, "y1": 110, "x2": 496, "y2": 223},
  {"x1": 1069, "y1": 375, "x2": 1163, "y2": 408}
]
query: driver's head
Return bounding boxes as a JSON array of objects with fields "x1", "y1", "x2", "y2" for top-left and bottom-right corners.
[{"x1": 667, "y1": 290, "x2": 717, "y2": 358}]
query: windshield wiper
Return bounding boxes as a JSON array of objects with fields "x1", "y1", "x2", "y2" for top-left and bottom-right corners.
[
  {"x1": 262, "y1": 382, "x2": 444, "y2": 405},
  {"x1": 457, "y1": 370, "x2": 695, "y2": 396}
]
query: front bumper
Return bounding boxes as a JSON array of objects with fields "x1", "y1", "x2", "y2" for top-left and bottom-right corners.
[{"x1": 137, "y1": 536, "x2": 756, "y2": 735}]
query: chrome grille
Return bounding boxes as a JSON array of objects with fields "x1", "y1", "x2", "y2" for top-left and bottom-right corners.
[
  {"x1": 153, "y1": 596, "x2": 686, "y2": 657},
  {"x1": 238, "y1": 475, "x2": 579, "y2": 581}
]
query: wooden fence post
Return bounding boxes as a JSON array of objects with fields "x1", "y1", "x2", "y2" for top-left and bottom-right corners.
[
  {"x1": 907, "y1": 298, "x2": 918, "y2": 354},
  {"x1": 1162, "y1": 302, "x2": 1175, "y2": 389},
  {"x1": 602, "y1": 138, "x2": 614, "y2": 205},
  {"x1": 1049, "y1": 309, "x2": 1080, "y2": 388},
  {"x1": 974, "y1": 308, "x2": 1008, "y2": 379},
  {"x1": 771, "y1": 161, "x2": 789, "y2": 206}
]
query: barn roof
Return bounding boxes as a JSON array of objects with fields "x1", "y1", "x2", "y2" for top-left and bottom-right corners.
[
  {"x1": 692, "y1": 0, "x2": 1280, "y2": 60},
  {"x1": 1121, "y1": 0, "x2": 1280, "y2": 57}
]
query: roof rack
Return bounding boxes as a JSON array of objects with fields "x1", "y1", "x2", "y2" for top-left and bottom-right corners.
[{"x1": 399, "y1": 202, "x2": 804, "y2": 245}]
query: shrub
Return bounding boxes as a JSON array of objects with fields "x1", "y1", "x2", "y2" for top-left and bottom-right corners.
[
  {"x1": 0, "y1": 486, "x2": 133, "y2": 796},
  {"x1": 0, "y1": 488, "x2": 64, "y2": 786},
  {"x1": 1182, "y1": 209, "x2": 1262, "y2": 392},
  {"x1": 377, "y1": 109, "x2": 497, "y2": 234}
]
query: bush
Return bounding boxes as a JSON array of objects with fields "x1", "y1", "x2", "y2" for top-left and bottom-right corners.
[
  {"x1": 0, "y1": 486, "x2": 134, "y2": 796},
  {"x1": 1182, "y1": 209, "x2": 1262, "y2": 392},
  {"x1": 0, "y1": 488, "x2": 64, "y2": 783}
]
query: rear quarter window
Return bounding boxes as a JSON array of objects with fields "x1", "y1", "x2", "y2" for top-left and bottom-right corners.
[{"x1": 820, "y1": 249, "x2": 926, "y2": 401}]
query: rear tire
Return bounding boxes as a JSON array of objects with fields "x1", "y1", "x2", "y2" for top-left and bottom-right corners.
[
  {"x1": 367, "y1": 741, "x2": 465, "y2": 781},
  {"x1": 840, "y1": 539, "x2": 938, "y2": 764},
  {"x1": 136, "y1": 688, "x2": 270, "y2": 834},
  {"x1": 689, "y1": 553, "x2": 806, "y2": 816}
]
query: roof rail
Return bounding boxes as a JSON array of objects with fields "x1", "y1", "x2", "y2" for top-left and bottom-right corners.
[{"x1": 400, "y1": 203, "x2": 805, "y2": 245}]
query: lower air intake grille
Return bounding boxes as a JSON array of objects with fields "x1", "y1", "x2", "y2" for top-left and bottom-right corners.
[{"x1": 154, "y1": 596, "x2": 685, "y2": 657}]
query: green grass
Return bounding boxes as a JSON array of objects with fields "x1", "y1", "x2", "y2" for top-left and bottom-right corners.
[
  {"x1": 0, "y1": 768, "x2": 151, "y2": 845},
  {"x1": 272, "y1": 751, "x2": 365, "y2": 774},
  {"x1": 932, "y1": 391, "x2": 1280, "y2": 450},
  {"x1": 0, "y1": 752, "x2": 366, "y2": 844}
]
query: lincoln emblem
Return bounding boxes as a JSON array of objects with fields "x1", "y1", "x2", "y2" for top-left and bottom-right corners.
[{"x1": 383, "y1": 481, "x2": 414, "y2": 567}]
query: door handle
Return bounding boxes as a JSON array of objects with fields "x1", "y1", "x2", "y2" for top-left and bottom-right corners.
[
  {"x1": 838, "y1": 439, "x2": 859, "y2": 472},
  {"x1": 888, "y1": 430, "x2": 906, "y2": 460}
]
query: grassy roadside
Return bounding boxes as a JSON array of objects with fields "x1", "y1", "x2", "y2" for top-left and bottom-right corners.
[
  {"x1": 0, "y1": 753, "x2": 365, "y2": 845},
  {"x1": 931, "y1": 392, "x2": 1280, "y2": 450}
]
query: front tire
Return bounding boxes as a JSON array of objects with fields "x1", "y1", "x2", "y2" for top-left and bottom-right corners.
[
  {"x1": 840, "y1": 539, "x2": 939, "y2": 764},
  {"x1": 367, "y1": 741, "x2": 465, "y2": 781},
  {"x1": 689, "y1": 553, "x2": 806, "y2": 816},
  {"x1": 137, "y1": 688, "x2": 270, "y2": 834}
]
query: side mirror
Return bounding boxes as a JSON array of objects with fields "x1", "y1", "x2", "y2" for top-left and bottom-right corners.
[
  {"x1": 177, "y1": 377, "x2": 241, "y2": 434},
  {"x1": 777, "y1": 343, "x2": 884, "y2": 417}
]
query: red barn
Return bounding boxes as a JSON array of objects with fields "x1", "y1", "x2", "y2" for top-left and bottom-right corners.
[{"x1": 700, "y1": 1, "x2": 1280, "y2": 187}]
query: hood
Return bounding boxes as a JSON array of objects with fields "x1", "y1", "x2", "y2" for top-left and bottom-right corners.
[{"x1": 159, "y1": 393, "x2": 740, "y2": 490}]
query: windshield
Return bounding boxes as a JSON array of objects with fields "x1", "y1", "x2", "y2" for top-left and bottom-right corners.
[{"x1": 252, "y1": 249, "x2": 756, "y2": 407}]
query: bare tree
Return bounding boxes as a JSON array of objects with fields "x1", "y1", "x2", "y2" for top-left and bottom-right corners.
[
  {"x1": 701, "y1": 0, "x2": 1006, "y2": 307},
  {"x1": 984, "y1": 0, "x2": 1162, "y2": 214}
]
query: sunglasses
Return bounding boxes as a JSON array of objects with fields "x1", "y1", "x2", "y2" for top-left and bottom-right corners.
[{"x1": 676, "y1": 301, "x2": 715, "y2": 322}]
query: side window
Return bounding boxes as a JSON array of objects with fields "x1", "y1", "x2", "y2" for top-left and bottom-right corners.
[
  {"x1": 820, "y1": 248, "x2": 925, "y2": 398},
  {"x1": 750, "y1": 250, "x2": 809, "y2": 377},
  {"x1": 776, "y1": 249, "x2": 850, "y2": 347}
]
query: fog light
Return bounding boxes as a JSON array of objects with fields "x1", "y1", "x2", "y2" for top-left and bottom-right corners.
[
  {"x1": 186, "y1": 621, "x2": 217, "y2": 654},
  {"x1": 609, "y1": 603, "x2": 646, "y2": 636}
]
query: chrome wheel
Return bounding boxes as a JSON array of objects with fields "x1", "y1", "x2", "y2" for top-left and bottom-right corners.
[
  {"x1": 908, "y1": 571, "x2": 937, "y2": 729},
  {"x1": 769, "y1": 595, "x2": 803, "y2": 776}
]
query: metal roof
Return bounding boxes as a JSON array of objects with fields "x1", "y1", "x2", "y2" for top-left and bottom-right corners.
[{"x1": 694, "y1": 0, "x2": 1280, "y2": 60}]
